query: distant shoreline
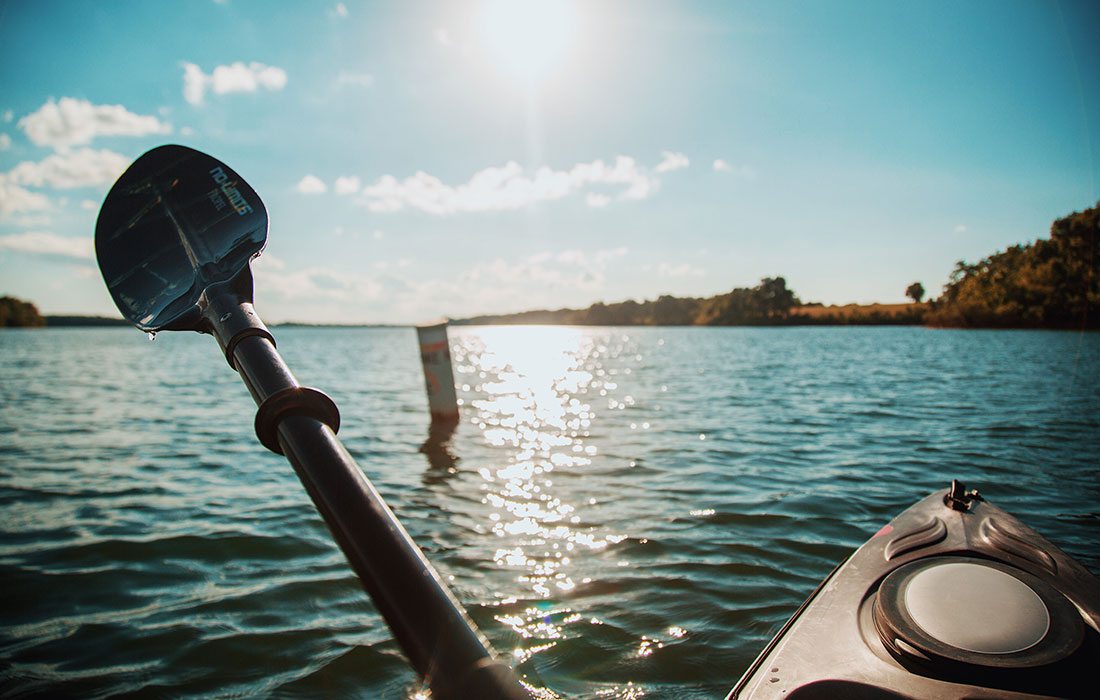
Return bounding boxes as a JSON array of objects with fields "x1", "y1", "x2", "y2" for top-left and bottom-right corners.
[
  {"x1": 451, "y1": 299, "x2": 928, "y2": 327},
  {"x1": 33, "y1": 303, "x2": 921, "y2": 329},
  {"x1": 10, "y1": 319, "x2": 1094, "y2": 332},
  {"x1": 14, "y1": 302, "x2": 1093, "y2": 331}
]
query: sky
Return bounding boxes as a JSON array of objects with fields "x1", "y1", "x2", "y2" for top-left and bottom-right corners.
[{"x1": 0, "y1": 0, "x2": 1098, "y2": 324}]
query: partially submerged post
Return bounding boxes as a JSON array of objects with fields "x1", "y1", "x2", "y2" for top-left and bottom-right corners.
[{"x1": 416, "y1": 320, "x2": 460, "y2": 423}]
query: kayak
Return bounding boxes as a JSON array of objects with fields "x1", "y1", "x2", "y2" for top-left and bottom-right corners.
[{"x1": 728, "y1": 481, "x2": 1099, "y2": 699}]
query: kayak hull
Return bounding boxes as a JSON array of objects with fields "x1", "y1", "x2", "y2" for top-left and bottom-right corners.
[{"x1": 727, "y1": 483, "x2": 1100, "y2": 699}]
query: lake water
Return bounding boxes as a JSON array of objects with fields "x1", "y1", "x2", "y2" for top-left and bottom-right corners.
[{"x1": 1, "y1": 326, "x2": 1098, "y2": 698}]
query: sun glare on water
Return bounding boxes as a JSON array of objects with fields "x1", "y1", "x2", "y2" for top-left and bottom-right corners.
[{"x1": 477, "y1": 0, "x2": 577, "y2": 85}]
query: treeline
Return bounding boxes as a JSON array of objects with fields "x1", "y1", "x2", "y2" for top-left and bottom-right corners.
[
  {"x1": 0, "y1": 296, "x2": 45, "y2": 327},
  {"x1": 458, "y1": 277, "x2": 810, "y2": 326},
  {"x1": 926, "y1": 203, "x2": 1099, "y2": 329},
  {"x1": 0, "y1": 296, "x2": 130, "y2": 327}
]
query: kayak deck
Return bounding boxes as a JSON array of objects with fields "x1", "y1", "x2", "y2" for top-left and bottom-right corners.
[{"x1": 728, "y1": 482, "x2": 1100, "y2": 699}]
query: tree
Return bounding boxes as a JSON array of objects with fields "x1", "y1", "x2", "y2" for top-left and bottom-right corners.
[
  {"x1": 0, "y1": 296, "x2": 46, "y2": 327},
  {"x1": 905, "y1": 282, "x2": 925, "y2": 303},
  {"x1": 754, "y1": 276, "x2": 801, "y2": 319},
  {"x1": 925, "y1": 203, "x2": 1100, "y2": 328}
]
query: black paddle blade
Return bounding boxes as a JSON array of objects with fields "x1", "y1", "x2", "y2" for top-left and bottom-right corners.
[{"x1": 95, "y1": 144, "x2": 268, "y2": 332}]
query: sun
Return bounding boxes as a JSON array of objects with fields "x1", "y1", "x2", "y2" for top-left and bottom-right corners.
[{"x1": 476, "y1": 0, "x2": 577, "y2": 85}]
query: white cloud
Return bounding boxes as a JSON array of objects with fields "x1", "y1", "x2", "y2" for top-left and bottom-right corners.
[
  {"x1": 586, "y1": 193, "x2": 610, "y2": 208},
  {"x1": 6, "y1": 148, "x2": 129, "y2": 189},
  {"x1": 2, "y1": 110, "x2": 12, "y2": 123},
  {"x1": 655, "y1": 151, "x2": 689, "y2": 173},
  {"x1": 954, "y1": 224, "x2": 968, "y2": 233},
  {"x1": 333, "y1": 3, "x2": 348, "y2": 18},
  {"x1": 296, "y1": 174, "x2": 327, "y2": 194},
  {"x1": 713, "y1": 159, "x2": 757, "y2": 180},
  {"x1": 358, "y1": 155, "x2": 670, "y2": 215},
  {"x1": 7, "y1": 214, "x2": 52, "y2": 227},
  {"x1": 334, "y1": 175, "x2": 361, "y2": 194},
  {"x1": 337, "y1": 71, "x2": 375, "y2": 88},
  {"x1": 462, "y1": 247, "x2": 628, "y2": 292},
  {"x1": 182, "y1": 63, "x2": 207, "y2": 105},
  {"x1": 373, "y1": 258, "x2": 412, "y2": 271},
  {"x1": 0, "y1": 231, "x2": 94, "y2": 259},
  {"x1": 0, "y1": 133, "x2": 10, "y2": 150},
  {"x1": 656, "y1": 262, "x2": 705, "y2": 278},
  {"x1": 256, "y1": 264, "x2": 384, "y2": 305},
  {"x1": 80, "y1": 199, "x2": 99, "y2": 210},
  {"x1": 0, "y1": 176, "x2": 50, "y2": 215},
  {"x1": 17, "y1": 98, "x2": 170, "y2": 150},
  {"x1": 182, "y1": 61, "x2": 288, "y2": 106}
]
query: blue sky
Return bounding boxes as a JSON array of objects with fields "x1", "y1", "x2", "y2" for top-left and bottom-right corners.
[{"x1": 1, "y1": 0, "x2": 1097, "y2": 323}]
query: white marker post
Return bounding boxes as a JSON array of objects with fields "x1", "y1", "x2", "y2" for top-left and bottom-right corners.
[{"x1": 416, "y1": 321, "x2": 459, "y2": 422}]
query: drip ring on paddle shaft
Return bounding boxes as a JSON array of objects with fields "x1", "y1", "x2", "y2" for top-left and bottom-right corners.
[
  {"x1": 254, "y1": 386, "x2": 341, "y2": 454},
  {"x1": 872, "y1": 556, "x2": 1083, "y2": 670}
]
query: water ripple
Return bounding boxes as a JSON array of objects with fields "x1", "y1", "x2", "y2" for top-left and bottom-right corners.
[{"x1": 1, "y1": 326, "x2": 1097, "y2": 698}]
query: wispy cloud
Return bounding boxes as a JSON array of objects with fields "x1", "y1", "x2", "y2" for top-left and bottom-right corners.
[
  {"x1": 954, "y1": 224, "x2": 968, "y2": 233},
  {"x1": 256, "y1": 264, "x2": 384, "y2": 304},
  {"x1": 655, "y1": 151, "x2": 689, "y2": 173},
  {"x1": 182, "y1": 61, "x2": 288, "y2": 106},
  {"x1": 372, "y1": 258, "x2": 412, "y2": 272},
  {"x1": 0, "y1": 133, "x2": 11, "y2": 150},
  {"x1": 249, "y1": 246, "x2": 633, "y2": 323},
  {"x1": 462, "y1": 247, "x2": 628, "y2": 292},
  {"x1": 5, "y1": 214, "x2": 52, "y2": 228},
  {"x1": 334, "y1": 175, "x2": 361, "y2": 194},
  {"x1": 357, "y1": 155, "x2": 675, "y2": 215},
  {"x1": 6, "y1": 148, "x2": 129, "y2": 189},
  {"x1": 0, "y1": 176, "x2": 50, "y2": 215},
  {"x1": 332, "y1": 3, "x2": 348, "y2": 19},
  {"x1": 0, "y1": 231, "x2": 94, "y2": 259},
  {"x1": 713, "y1": 159, "x2": 756, "y2": 179},
  {"x1": 656, "y1": 262, "x2": 705, "y2": 277},
  {"x1": 18, "y1": 98, "x2": 170, "y2": 150},
  {"x1": 586, "y1": 193, "x2": 610, "y2": 208},
  {"x1": 295, "y1": 174, "x2": 327, "y2": 194}
]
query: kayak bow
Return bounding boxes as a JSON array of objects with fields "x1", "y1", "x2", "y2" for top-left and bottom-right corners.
[{"x1": 729, "y1": 481, "x2": 1099, "y2": 699}]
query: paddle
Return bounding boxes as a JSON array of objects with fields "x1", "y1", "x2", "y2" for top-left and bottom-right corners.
[{"x1": 95, "y1": 145, "x2": 531, "y2": 700}]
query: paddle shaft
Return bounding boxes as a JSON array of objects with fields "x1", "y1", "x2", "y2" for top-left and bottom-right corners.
[{"x1": 221, "y1": 328, "x2": 530, "y2": 699}]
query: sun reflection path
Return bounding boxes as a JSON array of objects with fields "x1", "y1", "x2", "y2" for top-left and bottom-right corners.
[{"x1": 451, "y1": 327, "x2": 630, "y2": 656}]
